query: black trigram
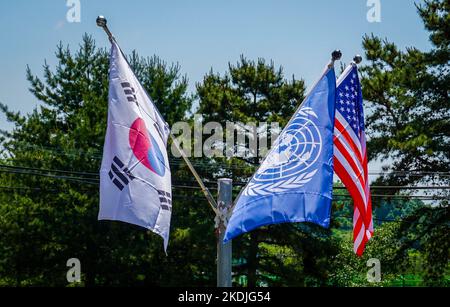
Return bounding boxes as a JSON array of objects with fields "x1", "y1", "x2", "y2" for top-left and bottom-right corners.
[
  {"x1": 157, "y1": 190, "x2": 172, "y2": 211},
  {"x1": 109, "y1": 156, "x2": 135, "y2": 191},
  {"x1": 121, "y1": 82, "x2": 138, "y2": 107},
  {"x1": 122, "y1": 81, "x2": 168, "y2": 144}
]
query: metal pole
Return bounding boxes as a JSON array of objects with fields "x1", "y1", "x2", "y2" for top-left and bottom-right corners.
[
  {"x1": 216, "y1": 178, "x2": 233, "y2": 287},
  {"x1": 170, "y1": 132, "x2": 218, "y2": 214},
  {"x1": 353, "y1": 54, "x2": 363, "y2": 65},
  {"x1": 96, "y1": 16, "x2": 115, "y2": 43}
]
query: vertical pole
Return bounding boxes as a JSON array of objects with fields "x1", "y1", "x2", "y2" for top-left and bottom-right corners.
[{"x1": 216, "y1": 178, "x2": 233, "y2": 287}]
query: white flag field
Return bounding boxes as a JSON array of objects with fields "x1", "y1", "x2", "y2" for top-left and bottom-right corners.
[{"x1": 99, "y1": 41, "x2": 172, "y2": 251}]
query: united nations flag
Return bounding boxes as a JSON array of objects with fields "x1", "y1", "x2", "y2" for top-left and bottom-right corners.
[{"x1": 224, "y1": 66, "x2": 336, "y2": 242}]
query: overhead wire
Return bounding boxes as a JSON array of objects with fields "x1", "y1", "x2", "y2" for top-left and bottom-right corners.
[
  {"x1": 2, "y1": 143, "x2": 450, "y2": 177},
  {"x1": 0, "y1": 185, "x2": 447, "y2": 226},
  {"x1": 0, "y1": 164, "x2": 449, "y2": 202}
]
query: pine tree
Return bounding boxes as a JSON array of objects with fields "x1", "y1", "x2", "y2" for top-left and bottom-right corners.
[
  {"x1": 361, "y1": 0, "x2": 449, "y2": 187},
  {"x1": 0, "y1": 35, "x2": 219, "y2": 286},
  {"x1": 361, "y1": 0, "x2": 449, "y2": 285},
  {"x1": 196, "y1": 56, "x2": 341, "y2": 287}
]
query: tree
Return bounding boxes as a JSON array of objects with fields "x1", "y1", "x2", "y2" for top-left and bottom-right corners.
[
  {"x1": 0, "y1": 34, "x2": 219, "y2": 286},
  {"x1": 360, "y1": 0, "x2": 449, "y2": 187},
  {"x1": 360, "y1": 0, "x2": 449, "y2": 285},
  {"x1": 196, "y1": 56, "x2": 344, "y2": 287}
]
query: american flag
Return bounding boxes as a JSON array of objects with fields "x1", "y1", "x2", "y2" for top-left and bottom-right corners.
[{"x1": 333, "y1": 64, "x2": 373, "y2": 256}]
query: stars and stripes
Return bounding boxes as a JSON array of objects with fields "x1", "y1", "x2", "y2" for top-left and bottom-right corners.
[{"x1": 333, "y1": 65, "x2": 373, "y2": 256}]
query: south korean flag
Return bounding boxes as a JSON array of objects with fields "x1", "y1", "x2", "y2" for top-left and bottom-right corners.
[{"x1": 99, "y1": 41, "x2": 172, "y2": 251}]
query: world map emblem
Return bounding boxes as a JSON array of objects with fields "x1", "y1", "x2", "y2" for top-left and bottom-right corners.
[{"x1": 245, "y1": 107, "x2": 322, "y2": 196}]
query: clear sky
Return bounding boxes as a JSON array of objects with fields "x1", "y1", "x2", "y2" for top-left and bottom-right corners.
[{"x1": 0, "y1": 0, "x2": 431, "y2": 133}]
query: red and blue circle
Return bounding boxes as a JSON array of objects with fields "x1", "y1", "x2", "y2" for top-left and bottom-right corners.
[{"x1": 129, "y1": 117, "x2": 166, "y2": 177}]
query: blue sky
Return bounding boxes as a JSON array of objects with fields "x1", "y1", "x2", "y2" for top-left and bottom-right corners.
[{"x1": 0, "y1": 0, "x2": 430, "y2": 133}]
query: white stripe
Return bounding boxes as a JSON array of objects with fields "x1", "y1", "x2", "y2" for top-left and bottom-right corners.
[
  {"x1": 364, "y1": 180, "x2": 371, "y2": 208},
  {"x1": 336, "y1": 64, "x2": 354, "y2": 86},
  {"x1": 334, "y1": 146, "x2": 367, "y2": 204},
  {"x1": 334, "y1": 128, "x2": 365, "y2": 180},
  {"x1": 335, "y1": 112, "x2": 362, "y2": 154},
  {"x1": 368, "y1": 218, "x2": 374, "y2": 232},
  {"x1": 353, "y1": 206, "x2": 360, "y2": 228},
  {"x1": 354, "y1": 223, "x2": 365, "y2": 253}
]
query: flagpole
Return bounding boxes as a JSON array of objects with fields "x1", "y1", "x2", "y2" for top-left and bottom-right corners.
[
  {"x1": 353, "y1": 55, "x2": 363, "y2": 65},
  {"x1": 96, "y1": 16, "x2": 218, "y2": 214},
  {"x1": 337, "y1": 54, "x2": 363, "y2": 85},
  {"x1": 96, "y1": 16, "x2": 115, "y2": 43},
  {"x1": 170, "y1": 132, "x2": 219, "y2": 213},
  {"x1": 228, "y1": 50, "x2": 342, "y2": 213}
]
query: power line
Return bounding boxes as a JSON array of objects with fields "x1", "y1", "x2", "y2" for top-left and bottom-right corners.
[
  {"x1": 334, "y1": 195, "x2": 448, "y2": 201},
  {"x1": 0, "y1": 186, "x2": 447, "y2": 226},
  {"x1": 1, "y1": 165, "x2": 449, "y2": 197},
  {"x1": 0, "y1": 168, "x2": 99, "y2": 185},
  {"x1": 0, "y1": 164, "x2": 99, "y2": 177},
  {"x1": 2, "y1": 144, "x2": 450, "y2": 176},
  {"x1": 0, "y1": 182, "x2": 447, "y2": 201},
  {"x1": 332, "y1": 214, "x2": 449, "y2": 227}
]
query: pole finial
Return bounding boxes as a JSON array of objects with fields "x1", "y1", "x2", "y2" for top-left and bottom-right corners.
[
  {"x1": 332, "y1": 50, "x2": 342, "y2": 62},
  {"x1": 96, "y1": 16, "x2": 115, "y2": 43},
  {"x1": 96, "y1": 16, "x2": 107, "y2": 28},
  {"x1": 353, "y1": 54, "x2": 363, "y2": 64}
]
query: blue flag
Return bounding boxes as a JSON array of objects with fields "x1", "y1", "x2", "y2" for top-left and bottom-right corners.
[{"x1": 224, "y1": 67, "x2": 336, "y2": 242}]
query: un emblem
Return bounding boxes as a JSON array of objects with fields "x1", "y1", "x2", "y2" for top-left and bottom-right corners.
[{"x1": 245, "y1": 107, "x2": 322, "y2": 196}]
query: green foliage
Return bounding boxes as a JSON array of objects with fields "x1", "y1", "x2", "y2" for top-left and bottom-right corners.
[
  {"x1": 196, "y1": 56, "x2": 350, "y2": 287},
  {"x1": 359, "y1": 0, "x2": 449, "y2": 286},
  {"x1": 0, "y1": 34, "x2": 217, "y2": 286},
  {"x1": 393, "y1": 206, "x2": 449, "y2": 286},
  {"x1": 0, "y1": 0, "x2": 448, "y2": 287},
  {"x1": 360, "y1": 0, "x2": 449, "y2": 186},
  {"x1": 198, "y1": 56, "x2": 305, "y2": 126}
]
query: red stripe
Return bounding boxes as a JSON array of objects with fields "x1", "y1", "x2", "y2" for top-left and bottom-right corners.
[
  {"x1": 361, "y1": 136, "x2": 373, "y2": 227},
  {"x1": 365, "y1": 192, "x2": 373, "y2": 229},
  {"x1": 334, "y1": 138, "x2": 365, "y2": 189},
  {"x1": 353, "y1": 211, "x2": 363, "y2": 242},
  {"x1": 356, "y1": 231, "x2": 369, "y2": 257},
  {"x1": 333, "y1": 152, "x2": 365, "y2": 207},
  {"x1": 353, "y1": 212, "x2": 364, "y2": 257},
  {"x1": 334, "y1": 158, "x2": 367, "y2": 219},
  {"x1": 335, "y1": 118, "x2": 364, "y2": 164}
]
